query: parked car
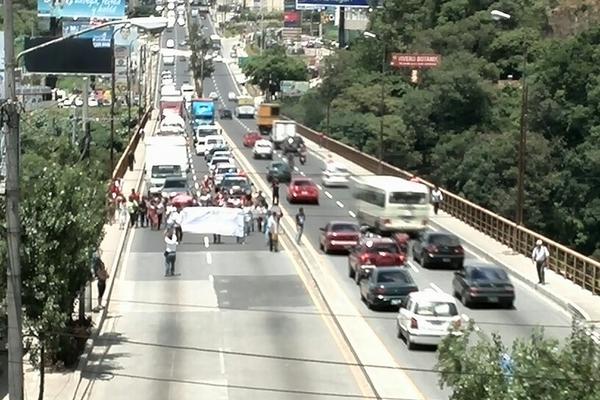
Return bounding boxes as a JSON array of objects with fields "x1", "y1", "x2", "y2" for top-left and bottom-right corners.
[
  {"x1": 266, "y1": 161, "x2": 292, "y2": 183},
  {"x1": 413, "y1": 232, "x2": 464, "y2": 269},
  {"x1": 286, "y1": 178, "x2": 319, "y2": 204},
  {"x1": 452, "y1": 263, "x2": 515, "y2": 308},
  {"x1": 253, "y1": 139, "x2": 274, "y2": 159},
  {"x1": 319, "y1": 221, "x2": 361, "y2": 254},
  {"x1": 360, "y1": 267, "x2": 418, "y2": 309},
  {"x1": 219, "y1": 108, "x2": 233, "y2": 119},
  {"x1": 348, "y1": 238, "x2": 406, "y2": 284},
  {"x1": 243, "y1": 131, "x2": 262, "y2": 147},
  {"x1": 396, "y1": 289, "x2": 462, "y2": 349}
]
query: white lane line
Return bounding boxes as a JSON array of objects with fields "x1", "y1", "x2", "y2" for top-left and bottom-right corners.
[
  {"x1": 348, "y1": 210, "x2": 356, "y2": 218},
  {"x1": 209, "y1": 274, "x2": 214, "y2": 284},
  {"x1": 206, "y1": 252, "x2": 213, "y2": 264},
  {"x1": 407, "y1": 261, "x2": 419, "y2": 273},
  {"x1": 316, "y1": 184, "x2": 322, "y2": 190},
  {"x1": 196, "y1": 190, "x2": 201, "y2": 197},
  {"x1": 204, "y1": 236, "x2": 210, "y2": 248},
  {"x1": 324, "y1": 191, "x2": 332, "y2": 199},
  {"x1": 219, "y1": 347, "x2": 226, "y2": 374},
  {"x1": 430, "y1": 283, "x2": 444, "y2": 293},
  {"x1": 219, "y1": 289, "x2": 228, "y2": 293},
  {"x1": 294, "y1": 166, "x2": 299, "y2": 172},
  {"x1": 300, "y1": 171, "x2": 306, "y2": 176},
  {"x1": 194, "y1": 182, "x2": 200, "y2": 189},
  {"x1": 336, "y1": 200, "x2": 344, "y2": 208}
]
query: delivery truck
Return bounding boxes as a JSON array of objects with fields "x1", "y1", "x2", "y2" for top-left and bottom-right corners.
[
  {"x1": 145, "y1": 136, "x2": 189, "y2": 195},
  {"x1": 270, "y1": 120, "x2": 296, "y2": 149}
]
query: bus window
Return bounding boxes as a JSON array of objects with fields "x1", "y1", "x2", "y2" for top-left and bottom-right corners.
[{"x1": 389, "y1": 192, "x2": 428, "y2": 204}]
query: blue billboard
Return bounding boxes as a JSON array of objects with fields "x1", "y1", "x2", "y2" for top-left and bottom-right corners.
[
  {"x1": 296, "y1": 0, "x2": 370, "y2": 8},
  {"x1": 191, "y1": 100, "x2": 215, "y2": 119},
  {"x1": 38, "y1": 0, "x2": 127, "y2": 19},
  {"x1": 63, "y1": 20, "x2": 113, "y2": 48}
]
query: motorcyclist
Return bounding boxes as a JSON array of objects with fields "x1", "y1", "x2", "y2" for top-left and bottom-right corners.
[
  {"x1": 287, "y1": 152, "x2": 294, "y2": 169},
  {"x1": 299, "y1": 144, "x2": 307, "y2": 164}
]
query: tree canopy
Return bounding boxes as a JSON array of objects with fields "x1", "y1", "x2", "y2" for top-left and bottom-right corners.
[{"x1": 282, "y1": 0, "x2": 600, "y2": 259}]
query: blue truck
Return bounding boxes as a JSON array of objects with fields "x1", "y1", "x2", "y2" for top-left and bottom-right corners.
[{"x1": 191, "y1": 98, "x2": 219, "y2": 142}]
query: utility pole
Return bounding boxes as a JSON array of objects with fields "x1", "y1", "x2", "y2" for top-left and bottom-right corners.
[
  {"x1": 515, "y1": 46, "x2": 529, "y2": 226},
  {"x1": 338, "y1": 7, "x2": 345, "y2": 48},
  {"x1": 82, "y1": 77, "x2": 89, "y2": 132},
  {"x1": 3, "y1": 1, "x2": 25, "y2": 399},
  {"x1": 126, "y1": 55, "x2": 132, "y2": 138}
]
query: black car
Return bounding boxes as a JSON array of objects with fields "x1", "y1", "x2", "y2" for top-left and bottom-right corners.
[
  {"x1": 359, "y1": 267, "x2": 418, "y2": 309},
  {"x1": 452, "y1": 263, "x2": 515, "y2": 308},
  {"x1": 413, "y1": 232, "x2": 464, "y2": 269},
  {"x1": 266, "y1": 161, "x2": 292, "y2": 183},
  {"x1": 220, "y1": 176, "x2": 253, "y2": 195},
  {"x1": 219, "y1": 109, "x2": 233, "y2": 119}
]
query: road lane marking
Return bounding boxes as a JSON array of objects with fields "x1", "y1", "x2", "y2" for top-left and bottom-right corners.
[
  {"x1": 208, "y1": 274, "x2": 213, "y2": 284},
  {"x1": 206, "y1": 252, "x2": 212, "y2": 265},
  {"x1": 219, "y1": 347, "x2": 226, "y2": 374},
  {"x1": 348, "y1": 210, "x2": 356, "y2": 218},
  {"x1": 293, "y1": 166, "x2": 299, "y2": 172},
  {"x1": 194, "y1": 182, "x2": 199, "y2": 189},
  {"x1": 316, "y1": 184, "x2": 322, "y2": 190},
  {"x1": 300, "y1": 171, "x2": 305, "y2": 176},
  {"x1": 324, "y1": 191, "x2": 332, "y2": 199},
  {"x1": 336, "y1": 201, "x2": 344, "y2": 208},
  {"x1": 430, "y1": 283, "x2": 444, "y2": 293},
  {"x1": 204, "y1": 236, "x2": 210, "y2": 248},
  {"x1": 196, "y1": 190, "x2": 201, "y2": 197}
]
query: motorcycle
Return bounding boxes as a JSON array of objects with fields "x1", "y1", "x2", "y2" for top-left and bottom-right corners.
[{"x1": 299, "y1": 151, "x2": 306, "y2": 165}]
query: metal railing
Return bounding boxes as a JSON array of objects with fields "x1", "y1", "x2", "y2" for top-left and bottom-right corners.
[
  {"x1": 111, "y1": 107, "x2": 152, "y2": 182},
  {"x1": 287, "y1": 118, "x2": 600, "y2": 295}
]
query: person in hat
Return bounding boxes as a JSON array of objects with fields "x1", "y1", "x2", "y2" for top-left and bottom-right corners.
[{"x1": 531, "y1": 239, "x2": 550, "y2": 285}]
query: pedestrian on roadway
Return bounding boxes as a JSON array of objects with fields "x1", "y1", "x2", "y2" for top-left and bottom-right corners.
[
  {"x1": 164, "y1": 229, "x2": 178, "y2": 276},
  {"x1": 431, "y1": 185, "x2": 443, "y2": 215},
  {"x1": 156, "y1": 197, "x2": 165, "y2": 229},
  {"x1": 295, "y1": 208, "x2": 305, "y2": 245},
  {"x1": 271, "y1": 179, "x2": 280, "y2": 205},
  {"x1": 127, "y1": 199, "x2": 138, "y2": 228},
  {"x1": 531, "y1": 239, "x2": 550, "y2": 285},
  {"x1": 148, "y1": 199, "x2": 159, "y2": 230},
  {"x1": 267, "y1": 211, "x2": 279, "y2": 252},
  {"x1": 128, "y1": 188, "x2": 140, "y2": 203},
  {"x1": 138, "y1": 196, "x2": 148, "y2": 228},
  {"x1": 127, "y1": 151, "x2": 135, "y2": 172}
]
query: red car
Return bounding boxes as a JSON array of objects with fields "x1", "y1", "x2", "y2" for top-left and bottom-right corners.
[
  {"x1": 171, "y1": 193, "x2": 198, "y2": 208},
  {"x1": 286, "y1": 178, "x2": 319, "y2": 204},
  {"x1": 243, "y1": 131, "x2": 262, "y2": 147},
  {"x1": 348, "y1": 238, "x2": 406, "y2": 284},
  {"x1": 319, "y1": 221, "x2": 360, "y2": 254}
]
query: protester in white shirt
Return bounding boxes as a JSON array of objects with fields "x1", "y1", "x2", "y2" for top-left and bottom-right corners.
[
  {"x1": 266, "y1": 212, "x2": 279, "y2": 252},
  {"x1": 164, "y1": 230, "x2": 178, "y2": 276},
  {"x1": 431, "y1": 186, "x2": 443, "y2": 215},
  {"x1": 531, "y1": 239, "x2": 550, "y2": 284},
  {"x1": 167, "y1": 207, "x2": 183, "y2": 242}
]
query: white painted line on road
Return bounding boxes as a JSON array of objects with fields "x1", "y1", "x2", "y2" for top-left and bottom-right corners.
[
  {"x1": 196, "y1": 190, "x2": 201, "y2": 198},
  {"x1": 293, "y1": 166, "x2": 299, "y2": 172},
  {"x1": 219, "y1": 289, "x2": 228, "y2": 294},
  {"x1": 219, "y1": 347, "x2": 226, "y2": 374},
  {"x1": 208, "y1": 274, "x2": 214, "y2": 285},
  {"x1": 348, "y1": 210, "x2": 356, "y2": 218},
  {"x1": 206, "y1": 252, "x2": 213, "y2": 265},
  {"x1": 407, "y1": 261, "x2": 419, "y2": 273},
  {"x1": 194, "y1": 182, "x2": 200, "y2": 189},
  {"x1": 300, "y1": 171, "x2": 306, "y2": 176},
  {"x1": 204, "y1": 236, "x2": 210, "y2": 248},
  {"x1": 316, "y1": 184, "x2": 322, "y2": 190},
  {"x1": 324, "y1": 191, "x2": 332, "y2": 199},
  {"x1": 336, "y1": 200, "x2": 344, "y2": 208},
  {"x1": 430, "y1": 283, "x2": 444, "y2": 293}
]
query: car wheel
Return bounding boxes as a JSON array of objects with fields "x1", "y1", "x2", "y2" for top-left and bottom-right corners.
[{"x1": 348, "y1": 263, "x2": 355, "y2": 278}]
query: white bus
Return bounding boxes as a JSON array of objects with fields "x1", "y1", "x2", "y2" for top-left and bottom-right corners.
[
  {"x1": 353, "y1": 175, "x2": 430, "y2": 233},
  {"x1": 210, "y1": 34, "x2": 221, "y2": 50}
]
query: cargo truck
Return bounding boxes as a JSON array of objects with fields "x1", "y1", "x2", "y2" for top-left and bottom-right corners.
[
  {"x1": 270, "y1": 120, "x2": 296, "y2": 149},
  {"x1": 190, "y1": 98, "x2": 215, "y2": 129},
  {"x1": 145, "y1": 136, "x2": 189, "y2": 195},
  {"x1": 256, "y1": 103, "x2": 280, "y2": 135},
  {"x1": 159, "y1": 95, "x2": 185, "y2": 120}
]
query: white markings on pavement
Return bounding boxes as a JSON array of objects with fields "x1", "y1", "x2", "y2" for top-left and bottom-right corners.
[
  {"x1": 316, "y1": 184, "x2": 322, "y2": 190},
  {"x1": 196, "y1": 190, "x2": 201, "y2": 198},
  {"x1": 219, "y1": 347, "x2": 226, "y2": 374},
  {"x1": 348, "y1": 210, "x2": 356, "y2": 218},
  {"x1": 336, "y1": 201, "x2": 344, "y2": 208},
  {"x1": 206, "y1": 252, "x2": 213, "y2": 265},
  {"x1": 204, "y1": 236, "x2": 210, "y2": 248},
  {"x1": 407, "y1": 261, "x2": 419, "y2": 273},
  {"x1": 293, "y1": 166, "x2": 299, "y2": 172},
  {"x1": 208, "y1": 274, "x2": 214, "y2": 284},
  {"x1": 300, "y1": 171, "x2": 306, "y2": 176},
  {"x1": 324, "y1": 191, "x2": 332, "y2": 199},
  {"x1": 194, "y1": 182, "x2": 200, "y2": 189},
  {"x1": 430, "y1": 283, "x2": 444, "y2": 293}
]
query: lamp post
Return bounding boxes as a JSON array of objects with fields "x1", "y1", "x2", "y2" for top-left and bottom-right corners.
[
  {"x1": 2, "y1": 15, "x2": 167, "y2": 400},
  {"x1": 491, "y1": 9, "x2": 527, "y2": 226},
  {"x1": 364, "y1": 31, "x2": 386, "y2": 174}
]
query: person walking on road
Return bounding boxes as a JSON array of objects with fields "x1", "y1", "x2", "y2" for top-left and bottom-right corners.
[
  {"x1": 431, "y1": 185, "x2": 443, "y2": 215},
  {"x1": 127, "y1": 151, "x2": 135, "y2": 172},
  {"x1": 127, "y1": 199, "x2": 138, "y2": 228},
  {"x1": 95, "y1": 257, "x2": 109, "y2": 310},
  {"x1": 138, "y1": 196, "x2": 148, "y2": 228},
  {"x1": 271, "y1": 179, "x2": 280, "y2": 205},
  {"x1": 267, "y1": 211, "x2": 279, "y2": 252},
  {"x1": 531, "y1": 239, "x2": 550, "y2": 285},
  {"x1": 167, "y1": 206, "x2": 184, "y2": 242},
  {"x1": 295, "y1": 208, "x2": 305, "y2": 245},
  {"x1": 164, "y1": 229, "x2": 178, "y2": 277}
]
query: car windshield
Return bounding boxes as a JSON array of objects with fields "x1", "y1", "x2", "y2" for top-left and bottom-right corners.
[
  {"x1": 223, "y1": 178, "x2": 248, "y2": 187},
  {"x1": 469, "y1": 267, "x2": 508, "y2": 281},
  {"x1": 376, "y1": 270, "x2": 412, "y2": 284},
  {"x1": 271, "y1": 163, "x2": 287, "y2": 170},
  {"x1": 331, "y1": 224, "x2": 358, "y2": 232},
  {"x1": 163, "y1": 179, "x2": 186, "y2": 189},
  {"x1": 430, "y1": 234, "x2": 460, "y2": 246},
  {"x1": 257, "y1": 142, "x2": 271, "y2": 148},
  {"x1": 217, "y1": 167, "x2": 237, "y2": 174},
  {"x1": 388, "y1": 192, "x2": 428, "y2": 204},
  {"x1": 414, "y1": 301, "x2": 458, "y2": 317},
  {"x1": 366, "y1": 243, "x2": 399, "y2": 253},
  {"x1": 151, "y1": 165, "x2": 181, "y2": 178},
  {"x1": 293, "y1": 180, "x2": 314, "y2": 187}
]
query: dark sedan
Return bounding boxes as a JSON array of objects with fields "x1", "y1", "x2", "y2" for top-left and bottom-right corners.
[
  {"x1": 360, "y1": 267, "x2": 418, "y2": 309},
  {"x1": 266, "y1": 161, "x2": 292, "y2": 183},
  {"x1": 452, "y1": 263, "x2": 515, "y2": 308},
  {"x1": 219, "y1": 109, "x2": 233, "y2": 119},
  {"x1": 413, "y1": 231, "x2": 464, "y2": 269}
]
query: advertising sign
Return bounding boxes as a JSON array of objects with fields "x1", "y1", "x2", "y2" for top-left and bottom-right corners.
[
  {"x1": 283, "y1": 11, "x2": 301, "y2": 28},
  {"x1": 284, "y1": 0, "x2": 297, "y2": 10},
  {"x1": 191, "y1": 100, "x2": 215, "y2": 118},
  {"x1": 390, "y1": 53, "x2": 441, "y2": 68},
  {"x1": 296, "y1": 0, "x2": 370, "y2": 9},
  {"x1": 24, "y1": 37, "x2": 112, "y2": 74},
  {"x1": 114, "y1": 45, "x2": 129, "y2": 84},
  {"x1": 63, "y1": 20, "x2": 113, "y2": 48},
  {"x1": 280, "y1": 80, "x2": 310, "y2": 97},
  {"x1": 37, "y1": 0, "x2": 126, "y2": 19}
]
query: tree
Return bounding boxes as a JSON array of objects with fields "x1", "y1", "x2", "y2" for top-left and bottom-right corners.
[
  {"x1": 189, "y1": 23, "x2": 215, "y2": 96},
  {"x1": 437, "y1": 322, "x2": 600, "y2": 400},
  {"x1": 241, "y1": 48, "x2": 307, "y2": 100}
]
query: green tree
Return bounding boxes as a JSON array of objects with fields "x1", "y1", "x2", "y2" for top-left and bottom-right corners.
[
  {"x1": 437, "y1": 322, "x2": 600, "y2": 399},
  {"x1": 189, "y1": 23, "x2": 215, "y2": 96}
]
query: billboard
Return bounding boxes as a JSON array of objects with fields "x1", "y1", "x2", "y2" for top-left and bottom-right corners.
[
  {"x1": 390, "y1": 53, "x2": 441, "y2": 68},
  {"x1": 23, "y1": 37, "x2": 112, "y2": 74},
  {"x1": 114, "y1": 46, "x2": 130, "y2": 84},
  {"x1": 37, "y1": 0, "x2": 127, "y2": 19},
  {"x1": 63, "y1": 20, "x2": 113, "y2": 48},
  {"x1": 280, "y1": 80, "x2": 310, "y2": 97},
  {"x1": 296, "y1": 0, "x2": 370, "y2": 8},
  {"x1": 284, "y1": 0, "x2": 297, "y2": 10},
  {"x1": 191, "y1": 100, "x2": 215, "y2": 118},
  {"x1": 283, "y1": 11, "x2": 302, "y2": 28}
]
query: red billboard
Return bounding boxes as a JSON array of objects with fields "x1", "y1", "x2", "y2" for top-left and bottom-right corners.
[
  {"x1": 284, "y1": 11, "x2": 301, "y2": 28},
  {"x1": 390, "y1": 53, "x2": 441, "y2": 68}
]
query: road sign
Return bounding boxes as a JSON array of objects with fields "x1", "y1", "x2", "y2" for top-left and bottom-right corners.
[{"x1": 390, "y1": 53, "x2": 441, "y2": 69}]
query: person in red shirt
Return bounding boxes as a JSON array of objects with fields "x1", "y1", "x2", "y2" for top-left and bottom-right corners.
[{"x1": 128, "y1": 188, "x2": 140, "y2": 202}]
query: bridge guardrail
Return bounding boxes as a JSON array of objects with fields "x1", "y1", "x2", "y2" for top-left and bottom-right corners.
[
  {"x1": 286, "y1": 117, "x2": 600, "y2": 296},
  {"x1": 111, "y1": 107, "x2": 152, "y2": 183}
]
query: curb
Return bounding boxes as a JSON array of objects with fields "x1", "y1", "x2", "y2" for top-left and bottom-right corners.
[{"x1": 429, "y1": 218, "x2": 591, "y2": 322}]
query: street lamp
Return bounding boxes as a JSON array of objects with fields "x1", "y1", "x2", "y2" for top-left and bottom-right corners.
[
  {"x1": 363, "y1": 31, "x2": 386, "y2": 174},
  {"x1": 3, "y1": 12, "x2": 167, "y2": 400},
  {"x1": 491, "y1": 9, "x2": 527, "y2": 226}
]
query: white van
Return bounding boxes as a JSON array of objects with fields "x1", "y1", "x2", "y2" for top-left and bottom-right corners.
[
  {"x1": 195, "y1": 137, "x2": 207, "y2": 156},
  {"x1": 203, "y1": 135, "x2": 225, "y2": 155},
  {"x1": 145, "y1": 137, "x2": 188, "y2": 194},
  {"x1": 322, "y1": 162, "x2": 351, "y2": 187}
]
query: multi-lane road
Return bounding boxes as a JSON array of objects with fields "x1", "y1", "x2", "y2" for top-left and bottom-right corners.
[{"x1": 79, "y1": 9, "x2": 574, "y2": 400}]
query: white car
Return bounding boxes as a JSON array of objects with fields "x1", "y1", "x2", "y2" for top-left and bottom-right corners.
[
  {"x1": 396, "y1": 289, "x2": 462, "y2": 349},
  {"x1": 163, "y1": 55, "x2": 175, "y2": 66},
  {"x1": 322, "y1": 162, "x2": 350, "y2": 187},
  {"x1": 209, "y1": 156, "x2": 234, "y2": 172},
  {"x1": 166, "y1": 39, "x2": 175, "y2": 48},
  {"x1": 195, "y1": 138, "x2": 207, "y2": 156},
  {"x1": 227, "y1": 91, "x2": 237, "y2": 101},
  {"x1": 214, "y1": 163, "x2": 239, "y2": 186},
  {"x1": 177, "y1": 17, "x2": 186, "y2": 26},
  {"x1": 209, "y1": 91, "x2": 219, "y2": 101},
  {"x1": 253, "y1": 139, "x2": 273, "y2": 160}
]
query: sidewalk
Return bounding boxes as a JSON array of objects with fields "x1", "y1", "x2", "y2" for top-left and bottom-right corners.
[{"x1": 301, "y1": 136, "x2": 600, "y2": 324}]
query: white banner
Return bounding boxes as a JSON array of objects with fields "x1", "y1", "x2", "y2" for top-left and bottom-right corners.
[{"x1": 181, "y1": 207, "x2": 245, "y2": 237}]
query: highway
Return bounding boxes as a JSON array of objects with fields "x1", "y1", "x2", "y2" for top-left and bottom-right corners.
[
  {"x1": 198, "y1": 15, "x2": 574, "y2": 400},
  {"x1": 81, "y1": 11, "x2": 373, "y2": 400}
]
